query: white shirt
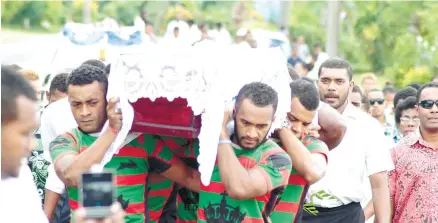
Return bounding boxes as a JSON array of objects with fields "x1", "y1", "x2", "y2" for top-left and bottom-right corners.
[
  {"x1": 0, "y1": 163, "x2": 48, "y2": 223},
  {"x1": 40, "y1": 98, "x2": 77, "y2": 194},
  {"x1": 306, "y1": 103, "x2": 394, "y2": 208}
]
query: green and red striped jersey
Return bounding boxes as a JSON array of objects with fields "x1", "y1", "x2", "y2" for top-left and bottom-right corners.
[
  {"x1": 173, "y1": 138, "x2": 199, "y2": 223},
  {"x1": 50, "y1": 129, "x2": 178, "y2": 223},
  {"x1": 270, "y1": 135, "x2": 329, "y2": 223},
  {"x1": 147, "y1": 174, "x2": 177, "y2": 223},
  {"x1": 147, "y1": 136, "x2": 199, "y2": 223},
  {"x1": 198, "y1": 139, "x2": 292, "y2": 223}
]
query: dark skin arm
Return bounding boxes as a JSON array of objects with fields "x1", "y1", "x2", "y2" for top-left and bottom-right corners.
[
  {"x1": 318, "y1": 102, "x2": 347, "y2": 150},
  {"x1": 278, "y1": 128, "x2": 327, "y2": 184},
  {"x1": 218, "y1": 129, "x2": 270, "y2": 200},
  {"x1": 158, "y1": 159, "x2": 201, "y2": 192},
  {"x1": 43, "y1": 189, "x2": 61, "y2": 221}
]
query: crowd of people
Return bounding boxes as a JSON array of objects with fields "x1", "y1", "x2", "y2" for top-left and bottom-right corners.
[{"x1": 2, "y1": 30, "x2": 438, "y2": 223}]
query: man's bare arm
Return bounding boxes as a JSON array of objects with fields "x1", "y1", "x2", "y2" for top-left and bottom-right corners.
[
  {"x1": 363, "y1": 199, "x2": 375, "y2": 221},
  {"x1": 43, "y1": 190, "x2": 61, "y2": 221},
  {"x1": 369, "y1": 171, "x2": 391, "y2": 223},
  {"x1": 278, "y1": 128, "x2": 327, "y2": 184},
  {"x1": 318, "y1": 103, "x2": 347, "y2": 150},
  {"x1": 217, "y1": 130, "x2": 275, "y2": 200},
  {"x1": 54, "y1": 130, "x2": 116, "y2": 187},
  {"x1": 159, "y1": 158, "x2": 201, "y2": 192}
]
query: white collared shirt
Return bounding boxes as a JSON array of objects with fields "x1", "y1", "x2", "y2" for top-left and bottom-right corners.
[
  {"x1": 0, "y1": 163, "x2": 48, "y2": 223},
  {"x1": 40, "y1": 98, "x2": 77, "y2": 194},
  {"x1": 306, "y1": 103, "x2": 394, "y2": 208}
]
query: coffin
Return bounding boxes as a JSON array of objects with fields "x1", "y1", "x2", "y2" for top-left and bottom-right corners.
[
  {"x1": 102, "y1": 46, "x2": 292, "y2": 185},
  {"x1": 130, "y1": 97, "x2": 201, "y2": 138}
]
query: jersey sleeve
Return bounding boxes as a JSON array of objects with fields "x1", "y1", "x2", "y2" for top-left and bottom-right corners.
[
  {"x1": 50, "y1": 131, "x2": 79, "y2": 167},
  {"x1": 256, "y1": 148, "x2": 292, "y2": 192},
  {"x1": 303, "y1": 136, "x2": 329, "y2": 163},
  {"x1": 143, "y1": 134, "x2": 179, "y2": 174}
]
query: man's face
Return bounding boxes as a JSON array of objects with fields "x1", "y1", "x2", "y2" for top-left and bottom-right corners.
[
  {"x1": 362, "y1": 78, "x2": 376, "y2": 94},
  {"x1": 318, "y1": 68, "x2": 353, "y2": 111},
  {"x1": 384, "y1": 92, "x2": 395, "y2": 107},
  {"x1": 47, "y1": 90, "x2": 67, "y2": 104},
  {"x1": 368, "y1": 91, "x2": 386, "y2": 118},
  {"x1": 288, "y1": 97, "x2": 315, "y2": 139},
  {"x1": 417, "y1": 87, "x2": 438, "y2": 131},
  {"x1": 349, "y1": 92, "x2": 362, "y2": 109},
  {"x1": 314, "y1": 46, "x2": 322, "y2": 55},
  {"x1": 1, "y1": 96, "x2": 38, "y2": 177},
  {"x1": 398, "y1": 108, "x2": 419, "y2": 136},
  {"x1": 234, "y1": 99, "x2": 274, "y2": 150},
  {"x1": 174, "y1": 30, "x2": 179, "y2": 38},
  {"x1": 68, "y1": 81, "x2": 107, "y2": 133}
]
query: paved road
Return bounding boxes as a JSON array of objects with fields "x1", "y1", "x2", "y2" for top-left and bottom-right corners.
[{"x1": 0, "y1": 31, "x2": 61, "y2": 72}]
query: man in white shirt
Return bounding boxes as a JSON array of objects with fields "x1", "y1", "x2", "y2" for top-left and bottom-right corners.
[
  {"x1": 1, "y1": 66, "x2": 48, "y2": 223},
  {"x1": 302, "y1": 57, "x2": 393, "y2": 223},
  {"x1": 41, "y1": 97, "x2": 77, "y2": 220}
]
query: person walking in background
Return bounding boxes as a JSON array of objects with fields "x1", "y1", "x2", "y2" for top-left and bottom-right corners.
[
  {"x1": 296, "y1": 35, "x2": 310, "y2": 62},
  {"x1": 288, "y1": 45, "x2": 304, "y2": 67},
  {"x1": 302, "y1": 57, "x2": 393, "y2": 223},
  {"x1": 393, "y1": 96, "x2": 420, "y2": 140},
  {"x1": 360, "y1": 73, "x2": 378, "y2": 97},
  {"x1": 389, "y1": 82, "x2": 438, "y2": 223}
]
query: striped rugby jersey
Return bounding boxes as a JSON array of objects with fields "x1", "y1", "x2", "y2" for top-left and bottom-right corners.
[
  {"x1": 50, "y1": 129, "x2": 178, "y2": 223},
  {"x1": 198, "y1": 139, "x2": 292, "y2": 223}
]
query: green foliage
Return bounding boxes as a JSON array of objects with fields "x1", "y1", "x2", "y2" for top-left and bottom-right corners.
[
  {"x1": 1, "y1": 1, "x2": 27, "y2": 24},
  {"x1": 1, "y1": 1, "x2": 66, "y2": 27},
  {"x1": 100, "y1": 1, "x2": 142, "y2": 26},
  {"x1": 288, "y1": 1, "x2": 438, "y2": 86},
  {"x1": 288, "y1": 1, "x2": 326, "y2": 45}
]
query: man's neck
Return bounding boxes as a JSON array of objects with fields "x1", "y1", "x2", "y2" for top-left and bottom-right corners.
[
  {"x1": 376, "y1": 115, "x2": 386, "y2": 125},
  {"x1": 337, "y1": 100, "x2": 349, "y2": 114},
  {"x1": 420, "y1": 126, "x2": 438, "y2": 147}
]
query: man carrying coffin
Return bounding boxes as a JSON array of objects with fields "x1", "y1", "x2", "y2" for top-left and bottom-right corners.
[
  {"x1": 270, "y1": 79, "x2": 329, "y2": 223},
  {"x1": 49, "y1": 65, "x2": 202, "y2": 223},
  {"x1": 198, "y1": 82, "x2": 293, "y2": 222}
]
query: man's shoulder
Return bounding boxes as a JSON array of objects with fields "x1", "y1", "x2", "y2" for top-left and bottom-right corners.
[
  {"x1": 43, "y1": 98, "x2": 69, "y2": 114},
  {"x1": 259, "y1": 139, "x2": 292, "y2": 165},
  {"x1": 303, "y1": 136, "x2": 329, "y2": 152}
]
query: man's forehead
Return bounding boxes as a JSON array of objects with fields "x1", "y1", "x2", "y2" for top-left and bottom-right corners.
[
  {"x1": 368, "y1": 91, "x2": 384, "y2": 98},
  {"x1": 238, "y1": 99, "x2": 274, "y2": 120},
  {"x1": 420, "y1": 87, "x2": 438, "y2": 100},
  {"x1": 320, "y1": 68, "x2": 348, "y2": 79}
]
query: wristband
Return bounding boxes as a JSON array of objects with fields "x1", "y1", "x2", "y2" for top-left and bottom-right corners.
[
  {"x1": 218, "y1": 139, "x2": 232, "y2": 145},
  {"x1": 109, "y1": 126, "x2": 119, "y2": 135}
]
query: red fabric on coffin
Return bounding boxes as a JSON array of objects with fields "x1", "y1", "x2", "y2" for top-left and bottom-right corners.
[{"x1": 130, "y1": 97, "x2": 201, "y2": 138}]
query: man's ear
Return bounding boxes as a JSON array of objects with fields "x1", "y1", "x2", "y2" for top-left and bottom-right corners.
[{"x1": 46, "y1": 91, "x2": 50, "y2": 102}]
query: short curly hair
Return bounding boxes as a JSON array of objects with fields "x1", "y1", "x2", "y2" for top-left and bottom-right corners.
[
  {"x1": 393, "y1": 86, "x2": 417, "y2": 108},
  {"x1": 67, "y1": 64, "x2": 108, "y2": 94},
  {"x1": 49, "y1": 73, "x2": 69, "y2": 94},
  {"x1": 290, "y1": 79, "x2": 319, "y2": 111},
  {"x1": 236, "y1": 82, "x2": 278, "y2": 115},
  {"x1": 394, "y1": 96, "x2": 417, "y2": 125},
  {"x1": 81, "y1": 59, "x2": 106, "y2": 71}
]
